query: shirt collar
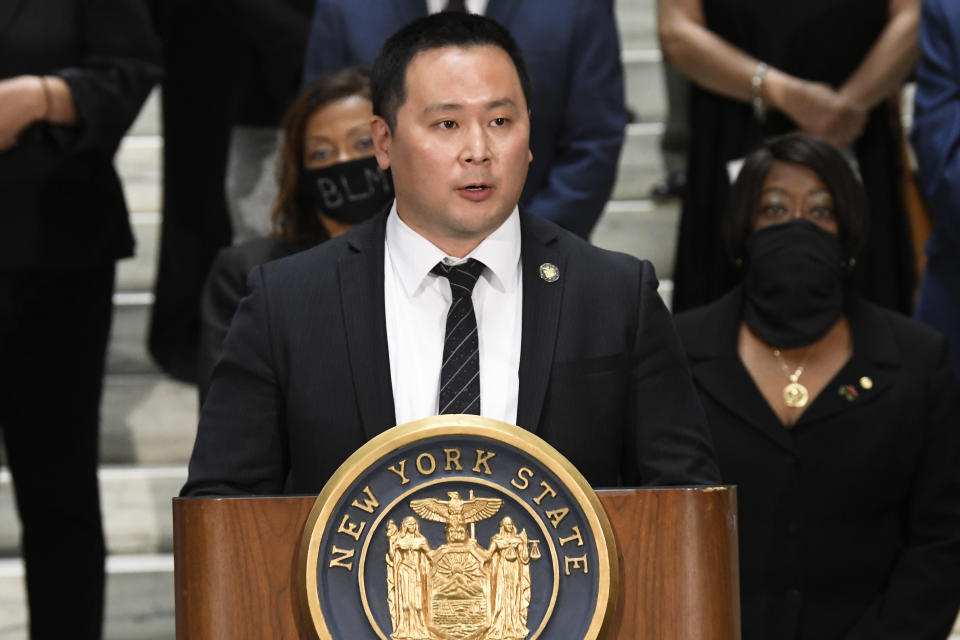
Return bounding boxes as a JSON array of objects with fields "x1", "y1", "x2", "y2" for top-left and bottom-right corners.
[
  {"x1": 385, "y1": 200, "x2": 522, "y2": 297},
  {"x1": 426, "y1": 0, "x2": 489, "y2": 14}
]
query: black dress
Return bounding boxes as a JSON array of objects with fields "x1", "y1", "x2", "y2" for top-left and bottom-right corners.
[
  {"x1": 676, "y1": 288, "x2": 960, "y2": 640},
  {"x1": 672, "y1": 0, "x2": 915, "y2": 314}
]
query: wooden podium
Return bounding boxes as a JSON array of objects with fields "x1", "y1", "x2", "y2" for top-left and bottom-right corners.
[{"x1": 173, "y1": 487, "x2": 740, "y2": 639}]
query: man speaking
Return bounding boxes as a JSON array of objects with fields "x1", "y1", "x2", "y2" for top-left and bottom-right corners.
[{"x1": 183, "y1": 13, "x2": 719, "y2": 496}]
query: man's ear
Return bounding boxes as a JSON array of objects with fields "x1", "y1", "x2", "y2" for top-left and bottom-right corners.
[{"x1": 371, "y1": 116, "x2": 392, "y2": 170}]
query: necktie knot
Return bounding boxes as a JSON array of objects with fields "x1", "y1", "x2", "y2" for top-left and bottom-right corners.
[
  {"x1": 432, "y1": 259, "x2": 485, "y2": 300},
  {"x1": 443, "y1": 0, "x2": 468, "y2": 12}
]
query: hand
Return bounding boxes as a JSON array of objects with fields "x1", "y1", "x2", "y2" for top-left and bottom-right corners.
[
  {"x1": 0, "y1": 76, "x2": 46, "y2": 152},
  {"x1": 778, "y1": 79, "x2": 867, "y2": 150}
]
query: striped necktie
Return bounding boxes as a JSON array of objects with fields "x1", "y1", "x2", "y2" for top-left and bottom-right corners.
[{"x1": 432, "y1": 259, "x2": 485, "y2": 414}]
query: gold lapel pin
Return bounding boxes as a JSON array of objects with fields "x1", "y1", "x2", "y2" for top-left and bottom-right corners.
[
  {"x1": 539, "y1": 262, "x2": 559, "y2": 283},
  {"x1": 859, "y1": 376, "x2": 873, "y2": 390}
]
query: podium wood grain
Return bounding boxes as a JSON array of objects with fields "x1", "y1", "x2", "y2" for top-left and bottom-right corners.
[{"x1": 173, "y1": 488, "x2": 739, "y2": 639}]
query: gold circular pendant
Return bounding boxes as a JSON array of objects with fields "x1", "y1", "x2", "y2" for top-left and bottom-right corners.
[{"x1": 783, "y1": 382, "x2": 809, "y2": 408}]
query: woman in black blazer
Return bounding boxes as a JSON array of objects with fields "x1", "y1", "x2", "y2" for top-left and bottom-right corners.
[
  {"x1": 0, "y1": 1, "x2": 161, "y2": 637},
  {"x1": 675, "y1": 133, "x2": 960, "y2": 640},
  {"x1": 198, "y1": 67, "x2": 393, "y2": 401}
]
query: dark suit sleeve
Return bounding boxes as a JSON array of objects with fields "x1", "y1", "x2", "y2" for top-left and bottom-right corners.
[
  {"x1": 182, "y1": 265, "x2": 289, "y2": 496},
  {"x1": 55, "y1": 0, "x2": 162, "y2": 153},
  {"x1": 197, "y1": 247, "x2": 249, "y2": 405},
  {"x1": 522, "y1": 0, "x2": 628, "y2": 238},
  {"x1": 911, "y1": 0, "x2": 960, "y2": 245},
  {"x1": 843, "y1": 340, "x2": 960, "y2": 640},
  {"x1": 622, "y1": 261, "x2": 721, "y2": 486},
  {"x1": 302, "y1": 0, "x2": 349, "y2": 85}
]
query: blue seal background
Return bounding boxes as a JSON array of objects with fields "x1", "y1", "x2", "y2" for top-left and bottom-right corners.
[{"x1": 316, "y1": 434, "x2": 601, "y2": 639}]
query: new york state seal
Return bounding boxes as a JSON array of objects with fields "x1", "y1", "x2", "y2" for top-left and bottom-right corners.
[{"x1": 299, "y1": 415, "x2": 619, "y2": 640}]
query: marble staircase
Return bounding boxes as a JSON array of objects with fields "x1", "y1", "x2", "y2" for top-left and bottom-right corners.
[{"x1": 1, "y1": 0, "x2": 951, "y2": 637}]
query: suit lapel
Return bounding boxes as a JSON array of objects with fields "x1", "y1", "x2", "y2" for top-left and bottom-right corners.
[
  {"x1": 793, "y1": 295, "x2": 899, "y2": 427},
  {"x1": 338, "y1": 213, "x2": 397, "y2": 439},
  {"x1": 484, "y1": 0, "x2": 520, "y2": 23},
  {"x1": 687, "y1": 290, "x2": 901, "y2": 448},
  {"x1": 686, "y1": 289, "x2": 798, "y2": 452},
  {"x1": 393, "y1": 0, "x2": 428, "y2": 24},
  {"x1": 692, "y1": 355, "x2": 799, "y2": 453},
  {"x1": 516, "y1": 214, "x2": 564, "y2": 432}
]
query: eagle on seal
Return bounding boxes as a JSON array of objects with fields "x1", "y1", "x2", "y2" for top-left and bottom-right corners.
[{"x1": 410, "y1": 492, "x2": 503, "y2": 543}]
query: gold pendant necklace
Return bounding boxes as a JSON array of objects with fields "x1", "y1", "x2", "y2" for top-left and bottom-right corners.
[{"x1": 773, "y1": 349, "x2": 810, "y2": 408}]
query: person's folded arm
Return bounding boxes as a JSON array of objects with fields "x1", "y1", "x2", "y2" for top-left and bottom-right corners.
[
  {"x1": 657, "y1": 0, "x2": 868, "y2": 149},
  {"x1": 54, "y1": 0, "x2": 163, "y2": 153},
  {"x1": 839, "y1": 0, "x2": 920, "y2": 114}
]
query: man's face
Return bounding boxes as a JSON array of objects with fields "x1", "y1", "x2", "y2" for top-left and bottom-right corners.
[{"x1": 372, "y1": 45, "x2": 532, "y2": 256}]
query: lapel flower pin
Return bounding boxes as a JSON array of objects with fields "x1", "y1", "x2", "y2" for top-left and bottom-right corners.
[{"x1": 838, "y1": 384, "x2": 860, "y2": 402}]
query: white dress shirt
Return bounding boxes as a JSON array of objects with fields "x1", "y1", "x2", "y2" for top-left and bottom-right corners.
[
  {"x1": 384, "y1": 202, "x2": 522, "y2": 425},
  {"x1": 426, "y1": 0, "x2": 489, "y2": 15}
]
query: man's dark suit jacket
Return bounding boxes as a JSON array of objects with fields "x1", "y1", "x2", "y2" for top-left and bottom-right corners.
[
  {"x1": 302, "y1": 0, "x2": 628, "y2": 238},
  {"x1": 676, "y1": 288, "x2": 960, "y2": 640},
  {"x1": 183, "y1": 212, "x2": 720, "y2": 495}
]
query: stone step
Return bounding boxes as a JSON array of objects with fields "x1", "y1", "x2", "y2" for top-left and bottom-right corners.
[
  {"x1": 617, "y1": 0, "x2": 658, "y2": 52},
  {"x1": 0, "y1": 467, "x2": 184, "y2": 557},
  {"x1": 117, "y1": 135, "x2": 162, "y2": 215},
  {"x1": 591, "y1": 197, "x2": 679, "y2": 279},
  {"x1": 107, "y1": 295, "x2": 159, "y2": 374},
  {"x1": 624, "y1": 49, "x2": 665, "y2": 123},
  {"x1": 128, "y1": 89, "x2": 160, "y2": 138},
  {"x1": 614, "y1": 122, "x2": 664, "y2": 201},
  {"x1": 0, "y1": 555, "x2": 174, "y2": 640},
  {"x1": 99, "y1": 373, "x2": 197, "y2": 465},
  {"x1": 116, "y1": 213, "x2": 159, "y2": 295}
]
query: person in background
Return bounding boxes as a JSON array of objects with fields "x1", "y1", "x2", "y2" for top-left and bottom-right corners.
[
  {"x1": 0, "y1": 1, "x2": 161, "y2": 637},
  {"x1": 147, "y1": 0, "x2": 315, "y2": 382},
  {"x1": 222, "y1": 0, "x2": 316, "y2": 243},
  {"x1": 660, "y1": 0, "x2": 919, "y2": 314},
  {"x1": 183, "y1": 12, "x2": 718, "y2": 497},
  {"x1": 676, "y1": 133, "x2": 960, "y2": 640},
  {"x1": 301, "y1": 0, "x2": 628, "y2": 240},
  {"x1": 911, "y1": 0, "x2": 960, "y2": 379},
  {"x1": 199, "y1": 67, "x2": 392, "y2": 400}
]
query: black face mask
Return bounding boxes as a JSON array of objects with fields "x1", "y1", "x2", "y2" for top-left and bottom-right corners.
[
  {"x1": 743, "y1": 220, "x2": 846, "y2": 348},
  {"x1": 300, "y1": 156, "x2": 394, "y2": 225}
]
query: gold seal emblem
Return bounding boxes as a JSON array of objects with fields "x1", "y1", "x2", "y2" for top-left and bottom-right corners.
[
  {"x1": 298, "y1": 415, "x2": 618, "y2": 640},
  {"x1": 386, "y1": 493, "x2": 541, "y2": 640},
  {"x1": 538, "y1": 263, "x2": 559, "y2": 283},
  {"x1": 783, "y1": 381, "x2": 809, "y2": 408}
]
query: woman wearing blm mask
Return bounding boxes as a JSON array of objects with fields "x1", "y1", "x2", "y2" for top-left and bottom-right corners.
[
  {"x1": 198, "y1": 66, "x2": 392, "y2": 400},
  {"x1": 675, "y1": 133, "x2": 960, "y2": 639}
]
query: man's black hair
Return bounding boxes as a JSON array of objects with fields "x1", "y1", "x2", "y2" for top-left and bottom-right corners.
[{"x1": 371, "y1": 12, "x2": 533, "y2": 130}]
